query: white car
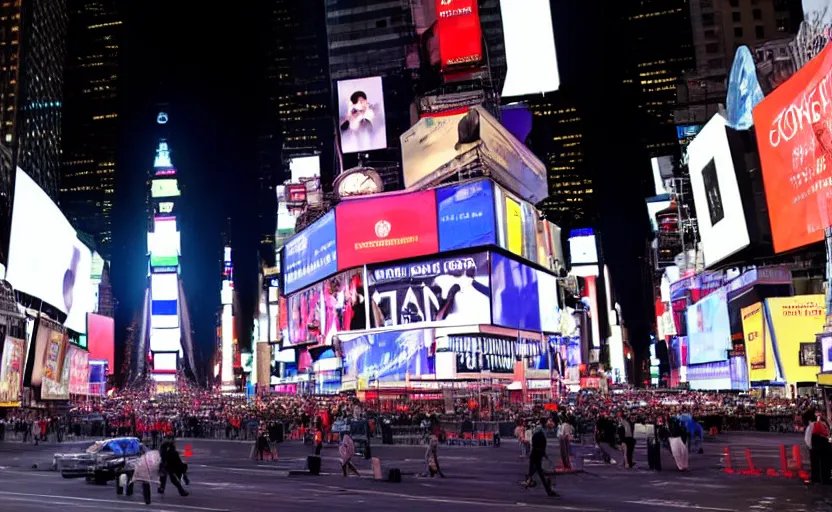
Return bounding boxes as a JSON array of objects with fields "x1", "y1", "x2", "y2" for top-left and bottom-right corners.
[{"x1": 53, "y1": 437, "x2": 143, "y2": 484}]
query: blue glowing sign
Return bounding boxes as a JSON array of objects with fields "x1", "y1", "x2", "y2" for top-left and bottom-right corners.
[
  {"x1": 283, "y1": 210, "x2": 338, "y2": 294},
  {"x1": 437, "y1": 180, "x2": 496, "y2": 251}
]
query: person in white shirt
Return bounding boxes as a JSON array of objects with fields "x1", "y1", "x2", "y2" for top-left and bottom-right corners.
[{"x1": 558, "y1": 419, "x2": 574, "y2": 470}]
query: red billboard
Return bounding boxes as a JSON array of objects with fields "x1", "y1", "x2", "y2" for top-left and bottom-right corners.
[
  {"x1": 752, "y1": 44, "x2": 832, "y2": 253},
  {"x1": 336, "y1": 190, "x2": 439, "y2": 269},
  {"x1": 87, "y1": 313, "x2": 115, "y2": 375},
  {"x1": 436, "y1": 0, "x2": 482, "y2": 71}
]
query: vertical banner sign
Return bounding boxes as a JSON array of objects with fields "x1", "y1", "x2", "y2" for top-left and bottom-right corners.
[
  {"x1": 742, "y1": 302, "x2": 765, "y2": 371},
  {"x1": 436, "y1": 0, "x2": 483, "y2": 71},
  {"x1": 506, "y1": 197, "x2": 522, "y2": 256},
  {"x1": 0, "y1": 336, "x2": 24, "y2": 405},
  {"x1": 43, "y1": 330, "x2": 67, "y2": 381},
  {"x1": 751, "y1": 44, "x2": 832, "y2": 253}
]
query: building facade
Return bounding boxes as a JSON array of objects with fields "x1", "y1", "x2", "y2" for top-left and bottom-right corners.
[{"x1": 61, "y1": 0, "x2": 121, "y2": 260}]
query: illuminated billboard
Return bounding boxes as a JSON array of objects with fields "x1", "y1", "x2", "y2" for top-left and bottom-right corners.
[
  {"x1": 283, "y1": 210, "x2": 338, "y2": 294},
  {"x1": 687, "y1": 289, "x2": 731, "y2": 365},
  {"x1": 153, "y1": 352, "x2": 178, "y2": 373},
  {"x1": 688, "y1": 114, "x2": 750, "y2": 267},
  {"x1": 6, "y1": 168, "x2": 94, "y2": 333},
  {"x1": 150, "y1": 255, "x2": 179, "y2": 268},
  {"x1": 767, "y1": 295, "x2": 824, "y2": 383},
  {"x1": 150, "y1": 328, "x2": 180, "y2": 353},
  {"x1": 0, "y1": 336, "x2": 25, "y2": 405},
  {"x1": 436, "y1": 0, "x2": 482, "y2": 71},
  {"x1": 436, "y1": 180, "x2": 496, "y2": 252},
  {"x1": 726, "y1": 46, "x2": 764, "y2": 131},
  {"x1": 491, "y1": 252, "x2": 560, "y2": 332},
  {"x1": 337, "y1": 76, "x2": 387, "y2": 154},
  {"x1": 336, "y1": 190, "x2": 438, "y2": 270},
  {"x1": 500, "y1": 0, "x2": 560, "y2": 97},
  {"x1": 87, "y1": 313, "x2": 114, "y2": 375},
  {"x1": 752, "y1": 44, "x2": 832, "y2": 253},
  {"x1": 151, "y1": 179, "x2": 181, "y2": 198},
  {"x1": 289, "y1": 155, "x2": 320, "y2": 182},
  {"x1": 287, "y1": 282, "x2": 324, "y2": 346}
]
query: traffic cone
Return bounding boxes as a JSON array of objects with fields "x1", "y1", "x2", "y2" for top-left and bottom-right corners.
[
  {"x1": 723, "y1": 446, "x2": 734, "y2": 474},
  {"x1": 780, "y1": 444, "x2": 793, "y2": 478},
  {"x1": 183, "y1": 444, "x2": 193, "y2": 458},
  {"x1": 792, "y1": 445, "x2": 809, "y2": 481},
  {"x1": 740, "y1": 448, "x2": 762, "y2": 475}
]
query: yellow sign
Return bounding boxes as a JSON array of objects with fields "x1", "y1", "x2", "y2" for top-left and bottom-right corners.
[
  {"x1": 742, "y1": 302, "x2": 775, "y2": 382},
  {"x1": 506, "y1": 197, "x2": 522, "y2": 256},
  {"x1": 767, "y1": 295, "x2": 825, "y2": 383}
]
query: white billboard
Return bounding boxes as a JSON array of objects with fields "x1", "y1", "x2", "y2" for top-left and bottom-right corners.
[
  {"x1": 150, "y1": 328, "x2": 181, "y2": 353},
  {"x1": 6, "y1": 168, "x2": 93, "y2": 333},
  {"x1": 337, "y1": 76, "x2": 387, "y2": 154},
  {"x1": 500, "y1": 0, "x2": 560, "y2": 98},
  {"x1": 151, "y1": 273, "x2": 178, "y2": 300},
  {"x1": 153, "y1": 352, "x2": 178, "y2": 372},
  {"x1": 688, "y1": 114, "x2": 750, "y2": 268},
  {"x1": 289, "y1": 156, "x2": 321, "y2": 182}
]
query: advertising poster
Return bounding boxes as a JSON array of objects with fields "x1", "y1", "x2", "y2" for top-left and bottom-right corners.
[
  {"x1": 436, "y1": 180, "x2": 496, "y2": 251},
  {"x1": 500, "y1": 0, "x2": 560, "y2": 97},
  {"x1": 449, "y1": 334, "x2": 516, "y2": 373},
  {"x1": 767, "y1": 295, "x2": 825, "y2": 383},
  {"x1": 822, "y1": 333, "x2": 832, "y2": 373},
  {"x1": 68, "y1": 345, "x2": 90, "y2": 395},
  {"x1": 337, "y1": 76, "x2": 387, "y2": 154},
  {"x1": 686, "y1": 288, "x2": 732, "y2": 365},
  {"x1": 0, "y1": 336, "x2": 24, "y2": 405},
  {"x1": 336, "y1": 190, "x2": 439, "y2": 270},
  {"x1": 742, "y1": 302, "x2": 776, "y2": 381},
  {"x1": 436, "y1": 0, "x2": 482, "y2": 70},
  {"x1": 283, "y1": 210, "x2": 338, "y2": 294},
  {"x1": 726, "y1": 46, "x2": 765, "y2": 131},
  {"x1": 323, "y1": 268, "x2": 368, "y2": 346},
  {"x1": 41, "y1": 349, "x2": 70, "y2": 400},
  {"x1": 752, "y1": 44, "x2": 832, "y2": 253},
  {"x1": 491, "y1": 252, "x2": 549, "y2": 332},
  {"x1": 341, "y1": 329, "x2": 433, "y2": 381},
  {"x1": 400, "y1": 113, "x2": 468, "y2": 189},
  {"x1": 43, "y1": 330, "x2": 67, "y2": 382},
  {"x1": 287, "y1": 282, "x2": 323, "y2": 346},
  {"x1": 368, "y1": 252, "x2": 491, "y2": 328},
  {"x1": 505, "y1": 197, "x2": 523, "y2": 256}
]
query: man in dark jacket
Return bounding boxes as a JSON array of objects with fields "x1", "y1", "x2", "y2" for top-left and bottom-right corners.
[
  {"x1": 523, "y1": 424, "x2": 558, "y2": 497},
  {"x1": 158, "y1": 437, "x2": 189, "y2": 496}
]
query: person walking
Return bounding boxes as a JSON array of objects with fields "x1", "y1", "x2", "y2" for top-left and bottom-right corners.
[
  {"x1": 158, "y1": 436, "x2": 190, "y2": 496},
  {"x1": 618, "y1": 413, "x2": 636, "y2": 469},
  {"x1": 523, "y1": 424, "x2": 558, "y2": 497},
  {"x1": 131, "y1": 446, "x2": 162, "y2": 505},
  {"x1": 340, "y1": 433, "x2": 360, "y2": 477},
  {"x1": 515, "y1": 421, "x2": 528, "y2": 457},
  {"x1": 425, "y1": 433, "x2": 445, "y2": 478},
  {"x1": 806, "y1": 410, "x2": 831, "y2": 484},
  {"x1": 668, "y1": 416, "x2": 689, "y2": 471},
  {"x1": 557, "y1": 418, "x2": 574, "y2": 470},
  {"x1": 596, "y1": 413, "x2": 618, "y2": 465},
  {"x1": 31, "y1": 419, "x2": 41, "y2": 446}
]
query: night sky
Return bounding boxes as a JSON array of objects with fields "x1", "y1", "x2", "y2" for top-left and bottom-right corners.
[{"x1": 110, "y1": 1, "x2": 654, "y2": 380}]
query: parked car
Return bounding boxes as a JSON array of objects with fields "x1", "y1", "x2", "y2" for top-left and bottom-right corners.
[{"x1": 53, "y1": 437, "x2": 143, "y2": 484}]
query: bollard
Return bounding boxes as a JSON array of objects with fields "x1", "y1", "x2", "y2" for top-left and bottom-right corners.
[
  {"x1": 792, "y1": 445, "x2": 810, "y2": 481},
  {"x1": 740, "y1": 448, "x2": 762, "y2": 476},
  {"x1": 372, "y1": 457, "x2": 383, "y2": 480},
  {"x1": 723, "y1": 446, "x2": 734, "y2": 474},
  {"x1": 780, "y1": 444, "x2": 793, "y2": 478}
]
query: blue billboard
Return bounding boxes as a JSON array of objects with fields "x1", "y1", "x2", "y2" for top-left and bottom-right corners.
[
  {"x1": 283, "y1": 210, "x2": 338, "y2": 294},
  {"x1": 726, "y1": 46, "x2": 764, "y2": 131},
  {"x1": 437, "y1": 180, "x2": 496, "y2": 251},
  {"x1": 341, "y1": 329, "x2": 433, "y2": 381}
]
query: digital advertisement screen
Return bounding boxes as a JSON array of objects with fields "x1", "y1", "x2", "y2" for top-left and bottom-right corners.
[
  {"x1": 150, "y1": 327, "x2": 180, "y2": 353},
  {"x1": 568, "y1": 228, "x2": 598, "y2": 266},
  {"x1": 151, "y1": 273, "x2": 178, "y2": 300},
  {"x1": 450, "y1": 334, "x2": 516, "y2": 373},
  {"x1": 687, "y1": 288, "x2": 732, "y2": 365},
  {"x1": 500, "y1": 0, "x2": 560, "y2": 97},
  {"x1": 287, "y1": 282, "x2": 323, "y2": 346},
  {"x1": 336, "y1": 190, "x2": 438, "y2": 270},
  {"x1": 42, "y1": 330, "x2": 67, "y2": 383},
  {"x1": 289, "y1": 155, "x2": 321, "y2": 182},
  {"x1": 283, "y1": 210, "x2": 337, "y2": 294},
  {"x1": 150, "y1": 178, "x2": 180, "y2": 198},
  {"x1": 6, "y1": 168, "x2": 94, "y2": 333},
  {"x1": 742, "y1": 302, "x2": 775, "y2": 381},
  {"x1": 67, "y1": 345, "x2": 90, "y2": 395},
  {"x1": 337, "y1": 76, "x2": 387, "y2": 154},
  {"x1": 147, "y1": 229, "x2": 180, "y2": 259},
  {"x1": 752, "y1": 44, "x2": 832, "y2": 253},
  {"x1": 153, "y1": 352, "x2": 178, "y2": 373},
  {"x1": 726, "y1": 46, "x2": 764, "y2": 131},
  {"x1": 367, "y1": 252, "x2": 491, "y2": 329},
  {"x1": 822, "y1": 334, "x2": 832, "y2": 373},
  {"x1": 41, "y1": 349, "x2": 70, "y2": 400},
  {"x1": 767, "y1": 295, "x2": 825, "y2": 383},
  {"x1": 436, "y1": 0, "x2": 482, "y2": 70},
  {"x1": 150, "y1": 255, "x2": 179, "y2": 268},
  {"x1": 688, "y1": 114, "x2": 750, "y2": 267},
  {"x1": 0, "y1": 336, "x2": 25, "y2": 404},
  {"x1": 87, "y1": 313, "x2": 114, "y2": 375},
  {"x1": 646, "y1": 196, "x2": 672, "y2": 232},
  {"x1": 506, "y1": 197, "x2": 523, "y2": 256},
  {"x1": 491, "y1": 252, "x2": 559, "y2": 332},
  {"x1": 341, "y1": 329, "x2": 433, "y2": 381},
  {"x1": 26, "y1": 322, "x2": 51, "y2": 387},
  {"x1": 436, "y1": 180, "x2": 496, "y2": 252},
  {"x1": 323, "y1": 268, "x2": 367, "y2": 345}
]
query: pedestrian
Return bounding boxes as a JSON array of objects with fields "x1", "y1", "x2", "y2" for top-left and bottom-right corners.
[
  {"x1": 617, "y1": 412, "x2": 636, "y2": 469},
  {"x1": 131, "y1": 446, "x2": 162, "y2": 505},
  {"x1": 425, "y1": 433, "x2": 445, "y2": 478},
  {"x1": 806, "y1": 410, "x2": 831, "y2": 484},
  {"x1": 647, "y1": 419, "x2": 664, "y2": 471},
  {"x1": 313, "y1": 427, "x2": 324, "y2": 456},
  {"x1": 32, "y1": 419, "x2": 41, "y2": 446},
  {"x1": 158, "y1": 436, "x2": 190, "y2": 496},
  {"x1": 340, "y1": 433, "x2": 360, "y2": 477},
  {"x1": 514, "y1": 421, "x2": 527, "y2": 457},
  {"x1": 557, "y1": 418, "x2": 573, "y2": 470},
  {"x1": 595, "y1": 413, "x2": 618, "y2": 465},
  {"x1": 523, "y1": 423, "x2": 558, "y2": 497},
  {"x1": 667, "y1": 416, "x2": 689, "y2": 471}
]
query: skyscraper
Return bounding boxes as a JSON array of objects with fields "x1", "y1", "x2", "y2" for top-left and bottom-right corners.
[
  {"x1": 0, "y1": 0, "x2": 66, "y2": 249},
  {"x1": 61, "y1": 0, "x2": 121, "y2": 260}
]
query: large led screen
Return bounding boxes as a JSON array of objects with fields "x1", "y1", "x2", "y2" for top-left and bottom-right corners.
[
  {"x1": 500, "y1": 0, "x2": 560, "y2": 97},
  {"x1": 341, "y1": 329, "x2": 433, "y2": 381},
  {"x1": 436, "y1": 0, "x2": 482, "y2": 71},
  {"x1": 449, "y1": 334, "x2": 516, "y2": 373},
  {"x1": 687, "y1": 289, "x2": 732, "y2": 365},
  {"x1": 767, "y1": 295, "x2": 825, "y2": 383},
  {"x1": 6, "y1": 168, "x2": 93, "y2": 333},
  {"x1": 688, "y1": 114, "x2": 750, "y2": 267},
  {"x1": 337, "y1": 76, "x2": 387, "y2": 154},
  {"x1": 323, "y1": 268, "x2": 367, "y2": 345},
  {"x1": 283, "y1": 210, "x2": 338, "y2": 294},
  {"x1": 150, "y1": 255, "x2": 179, "y2": 268},
  {"x1": 336, "y1": 190, "x2": 438, "y2": 270},
  {"x1": 67, "y1": 345, "x2": 90, "y2": 395},
  {"x1": 491, "y1": 252, "x2": 560, "y2": 332},
  {"x1": 41, "y1": 349, "x2": 70, "y2": 400},
  {"x1": 150, "y1": 328, "x2": 181, "y2": 353},
  {"x1": 87, "y1": 313, "x2": 114, "y2": 375},
  {"x1": 289, "y1": 155, "x2": 321, "y2": 181},
  {"x1": 367, "y1": 253, "x2": 491, "y2": 329},
  {"x1": 726, "y1": 46, "x2": 764, "y2": 131},
  {"x1": 568, "y1": 228, "x2": 598, "y2": 266},
  {"x1": 151, "y1": 273, "x2": 178, "y2": 300},
  {"x1": 153, "y1": 352, "x2": 178, "y2": 373},
  {"x1": 151, "y1": 178, "x2": 181, "y2": 198},
  {"x1": 0, "y1": 336, "x2": 25, "y2": 404},
  {"x1": 752, "y1": 44, "x2": 832, "y2": 253},
  {"x1": 287, "y1": 282, "x2": 323, "y2": 346},
  {"x1": 436, "y1": 180, "x2": 496, "y2": 251}
]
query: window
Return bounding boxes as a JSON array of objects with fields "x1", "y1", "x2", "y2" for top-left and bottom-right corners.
[
  {"x1": 706, "y1": 42, "x2": 719, "y2": 53},
  {"x1": 704, "y1": 29, "x2": 716, "y2": 39},
  {"x1": 734, "y1": 27, "x2": 743, "y2": 38},
  {"x1": 753, "y1": 8, "x2": 762, "y2": 20},
  {"x1": 702, "y1": 13, "x2": 715, "y2": 26},
  {"x1": 732, "y1": 12, "x2": 741, "y2": 22},
  {"x1": 729, "y1": 0, "x2": 739, "y2": 6},
  {"x1": 755, "y1": 25, "x2": 765, "y2": 39}
]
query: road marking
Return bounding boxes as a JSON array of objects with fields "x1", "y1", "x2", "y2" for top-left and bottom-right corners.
[
  {"x1": 0, "y1": 491, "x2": 231, "y2": 512},
  {"x1": 625, "y1": 499, "x2": 737, "y2": 511}
]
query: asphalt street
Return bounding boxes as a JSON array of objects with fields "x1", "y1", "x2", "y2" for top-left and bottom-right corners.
[{"x1": 0, "y1": 433, "x2": 829, "y2": 511}]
